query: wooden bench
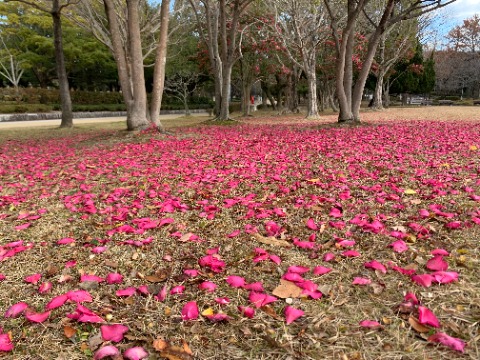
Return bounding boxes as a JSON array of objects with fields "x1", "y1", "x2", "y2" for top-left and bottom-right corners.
[{"x1": 473, "y1": 100, "x2": 480, "y2": 106}]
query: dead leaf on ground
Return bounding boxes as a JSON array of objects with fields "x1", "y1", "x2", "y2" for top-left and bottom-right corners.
[
  {"x1": 153, "y1": 338, "x2": 169, "y2": 351},
  {"x1": 63, "y1": 326, "x2": 76, "y2": 339},
  {"x1": 261, "y1": 305, "x2": 281, "y2": 319},
  {"x1": 253, "y1": 233, "x2": 291, "y2": 248},
  {"x1": 408, "y1": 316, "x2": 430, "y2": 333},
  {"x1": 272, "y1": 279, "x2": 302, "y2": 298}
]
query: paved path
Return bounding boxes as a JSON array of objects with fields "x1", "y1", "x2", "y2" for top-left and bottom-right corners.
[{"x1": 0, "y1": 112, "x2": 209, "y2": 130}]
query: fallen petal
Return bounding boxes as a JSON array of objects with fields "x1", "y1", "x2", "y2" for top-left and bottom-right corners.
[
  {"x1": 284, "y1": 306, "x2": 304, "y2": 325},
  {"x1": 226, "y1": 275, "x2": 246, "y2": 288},
  {"x1": 45, "y1": 294, "x2": 69, "y2": 310},
  {"x1": 428, "y1": 332, "x2": 466, "y2": 352},
  {"x1": 94, "y1": 345, "x2": 120, "y2": 360},
  {"x1": 100, "y1": 324, "x2": 129, "y2": 342},
  {"x1": 124, "y1": 346, "x2": 148, "y2": 360},
  {"x1": 181, "y1": 301, "x2": 199, "y2": 321},
  {"x1": 25, "y1": 309, "x2": 51, "y2": 323},
  {"x1": 106, "y1": 273, "x2": 123, "y2": 284},
  {"x1": 238, "y1": 306, "x2": 255, "y2": 318},
  {"x1": 418, "y1": 306, "x2": 440, "y2": 328},
  {"x1": 5, "y1": 302, "x2": 28, "y2": 318},
  {"x1": 359, "y1": 320, "x2": 382, "y2": 328},
  {"x1": 0, "y1": 333, "x2": 14, "y2": 352}
]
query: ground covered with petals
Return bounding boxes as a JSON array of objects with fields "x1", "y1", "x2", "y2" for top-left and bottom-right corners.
[{"x1": 0, "y1": 109, "x2": 479, "y2": 359}]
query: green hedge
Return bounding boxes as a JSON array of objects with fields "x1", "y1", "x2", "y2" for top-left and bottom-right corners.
[{"x1": 0, "y1": 103, "x2": 53, "y2": 113}]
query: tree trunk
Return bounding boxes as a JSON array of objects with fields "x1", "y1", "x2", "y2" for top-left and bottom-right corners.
[
  {"x1": 305, "y1": 69, "x2": 319, "y2": 118},
  {"x1": 218, "y1": 64, "x2": 232, "y2": 120},
  {"x1": 126, "y1": 0, "x2": 149, "y2": 131},
  {"x1": 242, "y1": 80, "x2": 252, "y2": 117},
  {"x1": 372, "y1": 69, "x2": 385, "y2": 110},
  {"x1": 52, "y1": 1, "x2": 73, "y2": 128},
  {"x1": 149, "y1": 0, "x2": 170, "y2": 131}
]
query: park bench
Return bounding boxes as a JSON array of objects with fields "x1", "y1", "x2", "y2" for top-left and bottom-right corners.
[{"x1": 473, "y1": 100, "x2": 480, "y2": 105}]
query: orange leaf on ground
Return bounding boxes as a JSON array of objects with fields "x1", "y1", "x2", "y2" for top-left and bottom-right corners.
[
  {"x1": 253, "y1": 233, "x2": 291, "y2": 248},
  {"x1": 272, "y1": 279, "x2": 302, "y2": 298}
]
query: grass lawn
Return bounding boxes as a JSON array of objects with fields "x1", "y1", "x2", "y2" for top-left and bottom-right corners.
[{"x1": 0, "y1": 107, "x2": 479, "y2": 359}]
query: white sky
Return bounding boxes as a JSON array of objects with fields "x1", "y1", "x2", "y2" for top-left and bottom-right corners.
[{"x1": 444, "y1": 0, "x2": 479, "y2": 24}]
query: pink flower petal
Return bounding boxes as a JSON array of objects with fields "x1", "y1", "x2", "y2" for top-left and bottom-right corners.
[
  {"x1": 248, "y1": 292, "x2": 277, "y2": 308},
  {"x1": 124, "y1": 347, "x2": 148, "y2": 360},
  {"x1": 244, "y1": 282, "x2": 264, "y2": 292},
  {"x1": 428, "y1": 333, "x2": 466, "y2": 353},
  {"x1": 226, "y1": 275, "x2": 246, "y2": 288},
  {"x1": 306, "y1": 218, "x2": 318, "y2": 230},
  {"x1": 404, "y1": 292, "x2": 419, "y2": 305},
  {"x1": 411, "y1": 274, "x2": 433, "y2": 287},
  {"x1": 80, "y1": 274, "x2": 105, "y2": 283},
  {"x1": 67, "y1": 290, "x2": 93, "y2": 303},
  {"x1": 205, "y1": 313, "x2": 230, "y2": 322},
  {"x1": 364, "y1": 260, "x2": 387, "y2": 274},
  {"x1": 238, "y1": 306, "x2": 255, "y2": 318},
  {"x1": 426, "y1": 256, "x2": 449, "y2": 271},
  {"x1": 0, "y1": 274, "x2": 5, "y2": 281},
  {"x1": 269, "y1": 254, "x2": 281, "y2": 264},
  {"x1": 181, "y1": 301, "x2": 199, "y2": 321},
  {"x1": 184, "y1": 269, "x2": 199, "y2": 277},
  {"x1": 106, "y1": 273, "x2": 123, "y2": 284},
  {"x1": 284, "y1": 306, "x2": 304, "y2": 325},
  {"x1": 0, "y1": 333, "x2": 14, "y2": 352},
  {"x1": 282, "y1": 272, "x2": 304, "y2": 282},
  {"x1": 323, "y1": 252, "x2": 335, "y2": 262},
  {"x1": 359, "y1": 320, "x2": 382, "y2": 328},
  {"x1": 431, "y1": 271, "x2": 459, "y2": 284},
  {"x1": 5, "y1": 302, "x2": 28, "y2": 318},
  {"x1": 25, "y1": 309, "x2": 51, "y2": 323},
  {"x1": 170, "y1": 285, "x2": 185, "y2": 295},
  {"x1": 94, "y1": 345, "x2": 120, "y2": 360},
  {"x1": 431, "y1": 248, "x2": 449, "y2": 256},
  {"x1": 45, "y1": 294, "x2": 69, "y2": 310},
  {"x1": 100, "y1": 324, "x2": 129, "y2": 342},
  {"x1": 352, "y1": 277, "x2": 371, "y2": 285},
  {"x1": 388, "y1": 240, "x2": 409, "y2": 253},
  {"x1": 24, "y1": 273, "x2": 41, "y2": 284},
  {"x1": 312, "y1": 266, "x2": 332, "y2": 276},
  {"x1": 38, "y1": 282, "x2": 53, "y2": 294},
  {"x1": 215, "y1": 297, "x2": 230, "y2": 305},
  {"x1": 91, "y1": 246, "x2": 107, "y2": 254},
  {"x1": 198, "y1": 281, "x2": 217, "y2": 292},
  {"x1": 342, "y1": 250, "x2": 361, "y2": 257},
  {"x1": 57, "y1": 237, "x2": 75, "y2": 245},
  {"x1": 154, "y1": 285, "x2": 169, "y2": 302},
  {"x1": 65, "y1": 260, "x2": 77, "y2": 268},
  {"x1": 287, "y1": 266, "x2": 310, "y2": 274},
  {"x1": 116, "y1": 287, "x2": 137, "y2": 297},
  {"x1": 418, "y1": 306, "x2": 440, "y2": 328}
]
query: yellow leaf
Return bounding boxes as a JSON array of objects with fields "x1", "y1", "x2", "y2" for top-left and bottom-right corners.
[
  {"x1": 306, "y1": 178, "x2": 320, "y2": 183},
  {"x1": 404, "y1": 189, "x2": 417, "y2": 195},
  {"x1": 469, "y1": 145, "x2": 477, "y2": 151},
  {"x1": 201, "y1": 308, "x2": 214, "y2": 317}
]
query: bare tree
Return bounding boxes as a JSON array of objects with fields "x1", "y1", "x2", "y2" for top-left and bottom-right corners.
[
  {"x1": 0, "y1": 35, "x2": 25, "y2": 98},
  {"x1": 5, "y1": 0, "x2": 78, "y2": 128},
  {"x1": 76, "y1": 0, "x2": 171, "y2": 131},
  {"x1": 323, "y1": 0, "x2": 458, "y2": 123},
  {"x1": 187, "y1": 0, "x2": 255, "y2": 121},
  {"x1": 268, "y1": 0, "x2": 329, "y2": 119}
]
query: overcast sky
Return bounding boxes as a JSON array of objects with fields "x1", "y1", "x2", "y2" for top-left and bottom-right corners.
[{"x1": 444, "y1": 0, "x2": 478, "y2": 24}]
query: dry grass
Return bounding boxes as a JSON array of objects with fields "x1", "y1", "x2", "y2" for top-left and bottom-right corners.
[{"x1": 0, "y1": 108, "x2": 479, "y2": 360}]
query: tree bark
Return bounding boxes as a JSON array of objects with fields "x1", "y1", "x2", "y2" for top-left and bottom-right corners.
[
  {"x1": 149, "y1": 0, "x2": 170, "y2": 131},
  {"x1": 305, "y1": 69, "x2": 319, "y2": 118},
  {"x1": 125, "y1": 0, "x2": 149, "y2": 131},
  {"x1": 52, "y1": 0, "x2": 73, "y2": 128}
]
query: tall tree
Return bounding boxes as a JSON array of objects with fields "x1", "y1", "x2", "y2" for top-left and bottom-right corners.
[
  {"x1": 5, "y1": 0, "x2": 78, "y2": 128},
  {"x1": 447, "y1": 14, "x2": 480, "y2": 52},
  {"x1": 76, "y1": 0, "x2": 171, "y2": 131},
  {"x1": 187, "y1": 0, "x2": 255, "y2": 120},
  {"x1": 268, "y1": 0, "x2": 329, "y2": 119},
  {"x1": 323, "y1": 0, "x2": 457, "y2": 123}
]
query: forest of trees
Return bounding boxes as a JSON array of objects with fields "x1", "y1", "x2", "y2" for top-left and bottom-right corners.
[{"x1": 0, "y1": 0, "x2": 472, "y2": 130}]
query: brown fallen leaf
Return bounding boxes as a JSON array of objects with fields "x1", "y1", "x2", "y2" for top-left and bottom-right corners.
[
  {"x1": 261, "y1": 305, "x2": 281, "y2": 319},
  {"x1": 179, "y1": 232, "x2": 195, "y2": 242},
  {"x1": 145, "y1": 274, "x2": 167, "y2": 283},
  {"x1": 253, "y1": 233, "x2": 291, "y2": 248},
  {"x1": 153, "y1": 338, "x2": 169, "y2": 351},
  {"x1": 182, "y1": 340, "x2": 193, "y2": 355},
  {"x1": 159, "y1": 345, "x2": 194, "y2": 360},
  {"x1": 272, "y1": 279, "x2": 302, "y2": 299},
  {"x1": 63, "y1": 326, "x2": 76, "y2": 339},
  {"x1": 408, "y1": 316, "x2": 430, "y2": 333}
]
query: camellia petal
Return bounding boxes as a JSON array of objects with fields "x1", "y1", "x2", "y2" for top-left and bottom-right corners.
[
  {"x1": 352, "y1": 277, "x2": 371, "y2": 285},
  {"x1": 428, "y1": 333, "x2": 466, "y2": 352},
  {"x1": 411, "y1": 274, "x2": 433, "y2": 287},
  {"x1": 215, "y1": 297, "x2": 230, "y2": 305},
  {"x1": 124, "y1": 346, "x2": 148, "y2": 360},
  {"x1": 323, "y1": 253, "x2": 335, "y2": 262},
  {"x1": 198, "y1": 281, "x2": 217, "y2": 292},
  {"x1": 287, "y1": 265, "x2": 310, "y2": 274},
  {"x1": 426, "y1": 256, "x2": 449, "y2": 271},
  {"x1": 38, "y1": 282, "x2": 53, "y2": 294},
  {"x1": 238, "y1": 306, "x2": 255, "y2": 318},
  {"x1": 431, "y1": 271, "x2": 459, "y2": 284},
  {"x1": 106, "y1": 273, "x2": 123, "y2": 284},
  {"x1": 24, "y1": 273, "x2": 41, "y2": 284},
  {"x1": 388, "y1": 240, "x2": 409, "y2": 253},
  {"x1": 312, "y1": 266, "x2": 332, "y2": 276},
  {"x1": 45, "y1": 294, "x2": 69, "y2": 310},
  {"x1": 0, "y1": 333, "x2": 14, "y2": 352},
  {"x1": 100, "y1": 324, "x2": 129, "y2": 342},
  {"x1": 116, "y1": 287, "x2": 137, "y2": 297},
  {"x1": 181, "y1": 301, "x2": 199, "y2": 321},
  {"x1": 226, "y1": 275, "x2": 246, "y2": 288},
  {"x1": 244, "y1": 282, "x2": 264, "y2": 292},
  {"x1": 93, "y1": 345, "x2": 120, "y2": 360},
  {"x1": 5, "y1": 302, "x2": 28, "y2": 318},
  {"x1": 284, "y1": 306, "x2": 304, "y2": 325},
  {"x1": 359, "y1": 320, "x2": 382, "y2": 328},
  {"x1": 306, "y1": 218, "x2": 318, "y2": 230},
  {"x1": 418, "y1": 306, "x2": 440, "y2": 328},
  {"x1": 364, "y1": 260, "x2": 387, "y2": 273},
  {"x1": 25, "y1": 309, "x2": 51, "y2": 323},
  {"x1": 67, "y1": 290, "x2": 93, "y2": 303}
]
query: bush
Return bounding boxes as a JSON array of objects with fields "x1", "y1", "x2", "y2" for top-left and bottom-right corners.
[
  {"x1": 229, "y1": 102, "x2": 242, "y2": 113},
  {"x1": 0, "y1": 103, "x2": 53, "y2": 113}
]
